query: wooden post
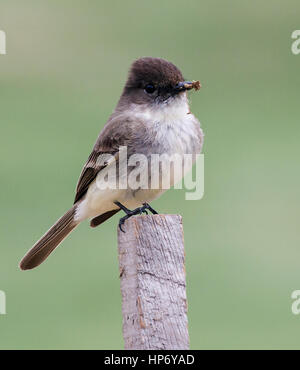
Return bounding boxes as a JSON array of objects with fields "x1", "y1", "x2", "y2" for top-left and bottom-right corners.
[{"x1": 118, "y1": 214, "x2": 189, "y2": 350}]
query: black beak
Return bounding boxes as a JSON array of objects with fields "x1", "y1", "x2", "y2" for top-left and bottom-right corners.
[{"x1": 173, "y1": 80, "x2": 201, "y2": 93}]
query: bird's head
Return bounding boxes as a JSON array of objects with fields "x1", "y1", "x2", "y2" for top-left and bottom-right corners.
[{"x1": 119, "y1": 57, "x2": 200, "y2": 108}]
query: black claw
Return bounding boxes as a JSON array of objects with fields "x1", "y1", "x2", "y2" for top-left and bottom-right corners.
[
  {"x1": 142, "y1": 203, "x2": 158, "y2": 214},
  {"x1": 118, "y1": 215, "x2": 128, "y2": 233},
  {"x1": 119, "y1": 222, "x2": 125, "y2": 233},
  {"x1": 115, "y1": 201, "x2": 159, "y2": 233}
]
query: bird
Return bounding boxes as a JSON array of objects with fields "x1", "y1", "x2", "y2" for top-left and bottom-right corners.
[{"x1": 19, "y1": 57, "x2": 204, "y2": 270}]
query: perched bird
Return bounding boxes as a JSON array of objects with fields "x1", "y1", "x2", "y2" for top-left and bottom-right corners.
[{"x1": 19, "y1": 57, "x2": 204, "y2": 270}]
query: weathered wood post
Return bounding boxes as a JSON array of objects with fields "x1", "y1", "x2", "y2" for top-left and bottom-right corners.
[{"x1": 118, "y1": 214, "x2": 189, "y2": 350}]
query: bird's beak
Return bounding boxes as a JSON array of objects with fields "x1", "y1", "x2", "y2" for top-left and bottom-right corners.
[{"x1": 174, "y1": 80, "x2": 201, "y2": 93}]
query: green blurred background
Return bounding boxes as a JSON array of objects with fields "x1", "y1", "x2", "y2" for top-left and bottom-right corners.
[{"x1": 1, "y1": 0, "x2": 300, "y2": 349}]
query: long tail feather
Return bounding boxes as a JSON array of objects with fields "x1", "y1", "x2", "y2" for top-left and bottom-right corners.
[
  {"x1": 19, "y1": 205, "x2": 78, "y2": 270},
  {"x1": 90, "y1": 209, "x2": 120, "y2": 228}
]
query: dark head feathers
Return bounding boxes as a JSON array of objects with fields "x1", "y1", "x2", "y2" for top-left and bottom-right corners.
[{"x1": 126, "y1": 57, "x2": 184, "y2": 89}]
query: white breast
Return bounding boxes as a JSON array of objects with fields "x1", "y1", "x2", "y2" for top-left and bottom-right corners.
[{"x1": 131, "y1": 95, "x2": 203, "y2": 155}]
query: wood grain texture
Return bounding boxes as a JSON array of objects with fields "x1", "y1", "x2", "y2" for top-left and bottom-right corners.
[{"x1": 118, "y1": 214, "x2": 189, "y2": 350}]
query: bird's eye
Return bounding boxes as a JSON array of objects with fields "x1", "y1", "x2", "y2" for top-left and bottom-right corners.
[{"x1": 144, "y1": 84, "x2": 156, "y2": 94}]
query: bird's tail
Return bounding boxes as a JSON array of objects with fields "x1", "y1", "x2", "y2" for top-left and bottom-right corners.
[{"x1": 19, "y1": 205, "x2": 79, "y2": 270}]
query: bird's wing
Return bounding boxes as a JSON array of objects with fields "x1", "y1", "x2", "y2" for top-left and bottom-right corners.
[
  {"x1": 74, "y1": 150, "x2": 110, "y2": 204},
  {"x1": 74, "y1": 116, "x2": 142, "y2": 204}
]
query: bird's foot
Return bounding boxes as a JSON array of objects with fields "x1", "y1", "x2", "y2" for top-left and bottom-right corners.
[{"x1": 114, "y1": 201, "x2": 158, "y2": 232}]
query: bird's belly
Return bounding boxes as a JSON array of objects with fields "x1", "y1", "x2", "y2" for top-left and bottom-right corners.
[{"x1": 147, "y1": 119, "x2": 202, "y2": 188}]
